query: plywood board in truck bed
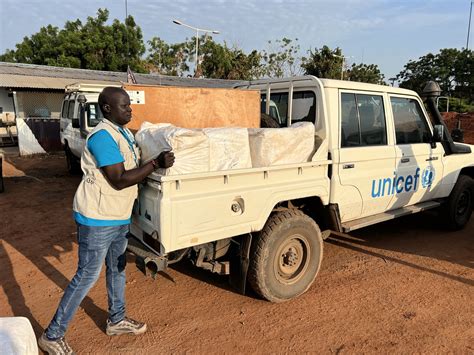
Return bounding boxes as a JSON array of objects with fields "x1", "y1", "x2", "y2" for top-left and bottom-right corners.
[{"x1": 123, "y1": 84, "x2": 260, "y2": 131}]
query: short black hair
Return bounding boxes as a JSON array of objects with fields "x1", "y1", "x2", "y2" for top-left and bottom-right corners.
[{"x1": 98, "y1": 87, "x2": 128, "y2": 112}]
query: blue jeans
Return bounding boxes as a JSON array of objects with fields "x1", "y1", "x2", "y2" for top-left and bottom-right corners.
[{"x1": 45, "y1": 223, "x2": 129, "y2": 339}]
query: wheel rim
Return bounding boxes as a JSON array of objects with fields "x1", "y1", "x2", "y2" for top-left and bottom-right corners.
[
  {"x1": 456, "y1": 190, "x2": 471, "y2": 216},
  {"x1": 274, "y1": 233, "x2": 310, "y2": 285}
]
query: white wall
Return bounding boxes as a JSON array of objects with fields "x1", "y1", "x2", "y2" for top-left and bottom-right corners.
[{"x1": 16, "y1": 118, "x2": 46, "y2": 156}]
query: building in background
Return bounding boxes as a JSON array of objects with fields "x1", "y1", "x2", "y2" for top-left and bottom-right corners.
[{"x1": 0, "y1": 62, "x2": 236, "y2": 155}]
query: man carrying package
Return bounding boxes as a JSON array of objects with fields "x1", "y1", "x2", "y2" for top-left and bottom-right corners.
[{"x1": 39, "y1": 87, "x2": 174, "y2": 355}]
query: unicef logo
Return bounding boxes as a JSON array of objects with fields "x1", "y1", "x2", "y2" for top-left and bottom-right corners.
[{"x1": 421, "y1": 166, "x2": 435, "y2": 188}]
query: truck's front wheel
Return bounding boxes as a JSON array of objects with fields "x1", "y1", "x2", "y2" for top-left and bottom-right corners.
[
  {"x1": 445, "y1": 175, "x2": 473, "y2": 230},
  {"x1": 248, "y1": 210, "x2": 323, "y2": 302},
  {"x1": 65, "y1": 145, "x2": 81, "y2": 174}
]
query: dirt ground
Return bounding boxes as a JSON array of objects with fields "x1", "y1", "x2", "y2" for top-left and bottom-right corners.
[{"x1": 1, "y1": 154, "x2": 473, "y2": 354}]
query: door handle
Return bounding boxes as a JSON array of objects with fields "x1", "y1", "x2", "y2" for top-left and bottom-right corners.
[
  {"x1": 343, "y1": 163, "x2": 355, "y2": 169},
  {"x1": 401, "y1": 158, "x2": 410, "y2": 163},
  {"x1": 426, "y1": 157, "x2": 438, "y2": 161}
]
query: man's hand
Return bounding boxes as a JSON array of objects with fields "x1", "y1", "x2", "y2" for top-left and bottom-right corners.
[
  {"x1": 155, "y1": 151, "x2": 175, "y2": 169},
  {"x1": 102, "y1": 151, "x2": 175, "y2": 190}
]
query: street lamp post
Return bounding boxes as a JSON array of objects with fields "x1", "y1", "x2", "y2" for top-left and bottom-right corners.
[
  {"x1": 172, "y1": 19, "x2": 219, "y2": 76},
  {"x1": 332, "y1": 54, "x2": 353, "y2": 80},
  {"x1": 467, "y1": 0, "x2": 473, "y2": 50}
]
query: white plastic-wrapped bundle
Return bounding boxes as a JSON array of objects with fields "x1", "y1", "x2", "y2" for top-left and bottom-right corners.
[
  {"x1": 203, "y1": 127, "x2": 252, "y2": 171},
  {"x1": 136, "y1": 122, "x2": 209, "y2": 175},
  {"x1": 135, "y1": 122, "x2": 172, "y2": 164},
  {"x1": 248, "y1": 122, "x2": 315, "y2": 167},
  {"x1": 0, "y1": 317, "x2": 38, "y2": 355}
]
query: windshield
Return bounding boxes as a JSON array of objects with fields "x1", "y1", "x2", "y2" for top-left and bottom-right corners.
[{"x1": 86, "y1": 103, "x2": 104, "y2": 127}]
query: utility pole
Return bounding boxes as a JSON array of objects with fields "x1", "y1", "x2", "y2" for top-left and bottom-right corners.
[{"x1": 467, "y1": 0, "x2": 473, "y2": 50}]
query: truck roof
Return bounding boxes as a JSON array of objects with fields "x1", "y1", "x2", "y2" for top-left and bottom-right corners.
[
  {"x1": 65, "y1": 82, "x2": 121, "y2": 93},
  {"x1": 239, "y1": 76, "x2": 419, "y2": 97},
  {"x1": 318, "y1": 78, "x2": 417, "y2": 96}
]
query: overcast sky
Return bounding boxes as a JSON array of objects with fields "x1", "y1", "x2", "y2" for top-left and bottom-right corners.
[{"x1": 0, "y1": 0, "x2": 472, "y2": 80}]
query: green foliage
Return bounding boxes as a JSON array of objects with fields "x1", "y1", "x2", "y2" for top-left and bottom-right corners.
[
  {"x1": 446, "y1": 97, "x2": 474, "y2": 113},
  {"x1": 261, "y1": 38, "x2": 303, "y2": 78},
  {"x1": 164, "y1": 35, "x2": 262, "y2": 80},
  {"x1": 2, "y1": 9, "x2": 398, "y2": 82},
  {"x1": 198, "y1": 38, "x2": 262, "y2": 80},
  {"x1": 396, "y1": 48, "x2": 473, "y2": 104},
  {"x1": 301, "y1": 45, "x2": 343, "y2": 79},
  {"x1": 0, "y1": 9, "x2": 146, "y2": 72},
  {"x1": 146, "y1": 37, "x2": 189, "y2": 76},
  {"x1": 347, "y1": 63, "x2": 386, "y2": 85}
]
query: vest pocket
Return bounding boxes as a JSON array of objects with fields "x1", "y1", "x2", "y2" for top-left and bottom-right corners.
[{"x1": 98, "y1": 186, "x2": 134, "y2": 218}]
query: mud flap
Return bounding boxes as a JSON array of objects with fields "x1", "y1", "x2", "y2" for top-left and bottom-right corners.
[{"x1": 229, "y1": 234, "x2": 252, "y2": 295}]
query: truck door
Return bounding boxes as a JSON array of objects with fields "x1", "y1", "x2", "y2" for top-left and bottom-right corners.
[
  {"x1": 334, "y1": 92, "x2": 396, "y2": 221},
  {"x1": 388, "y1": 96, "x2": 444, "y2": 209},
  {"x1": 66, "y1": 97, "x2": 83, "y2": 158}
]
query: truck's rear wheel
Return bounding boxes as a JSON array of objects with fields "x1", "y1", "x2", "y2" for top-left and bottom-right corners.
[
  {"x1": 65, "y1": 145, "x2": 81, "y2": 174},
  {"x1": 248, "y1": 209, "x2": 323, "y2": 302},
  {"x1": 445, "y1": 175, "x2": 473, "y2": 230}
]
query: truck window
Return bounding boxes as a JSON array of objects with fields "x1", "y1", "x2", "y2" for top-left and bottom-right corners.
[
  {"x1": 390, "y1": 97, "x2": 431, "y2": 144},
  {"x1": 67, "y1": 100, "x2": 75, "y2": 119},
  {"x1": 341, "y1": 93, "x2": 387, "y2": 147},
  {"x1": 261, "y1": 93, "x2": 288, "y2": 126},
  {"x1": 291, "y1": 91, "x2": 316, "y2": 124},
  {"x1": 86, "y1": 103, "x2": 104, "y2": 127},
  {"x1": 260, "y1": 90, "x2": 316, "y2": 127},
  {"x1": 61, "y1": 100, "x2": 69, "y2": 118}
]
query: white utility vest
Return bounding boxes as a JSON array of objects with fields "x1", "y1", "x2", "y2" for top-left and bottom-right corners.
[{"x1": 73, "y1": 119, "x2": 140, "y2": 221}]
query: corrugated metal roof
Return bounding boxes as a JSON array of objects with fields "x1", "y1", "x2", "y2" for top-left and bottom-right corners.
[
  {"x1": 0, "y1": 62, "x2": 240, "y2": 89},
  {"x1": 0, "y1": 75, "x2": 110, "y2": 90}
]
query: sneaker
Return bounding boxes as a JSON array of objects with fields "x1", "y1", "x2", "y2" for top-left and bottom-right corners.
[
  {"x1": 38, "y1": 333, "x2": 75, "y2": 355},
  {"x1": 106, "y1": 316, "x2": 147, "y2": 336}
]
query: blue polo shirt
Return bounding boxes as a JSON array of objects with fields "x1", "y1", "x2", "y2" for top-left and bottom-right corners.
[{"x1": 73, "y1": 129, "x2": 132, "y2": 227}]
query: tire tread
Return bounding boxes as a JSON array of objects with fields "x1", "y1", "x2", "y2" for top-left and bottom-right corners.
[{"x1": 248, "y1": 209, "x2": 321, "y2": 303}]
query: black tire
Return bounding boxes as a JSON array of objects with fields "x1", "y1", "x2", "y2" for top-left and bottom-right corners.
[
  {"x1": 65, "y1": 145, "x2": 81, "y2": 174},
  {"x1": 248, "y1": 209, "x2": 323, "y2": 303},
  {"x1": 445, "y1": 175, "x2": 473, "y2": 230}
]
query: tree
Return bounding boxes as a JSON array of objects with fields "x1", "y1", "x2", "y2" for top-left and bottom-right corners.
[
  {"x1": 261, "y1": 38, "x2": 303, "y2": 78},
  {"x1": 0, "y1": 9, "x2": 146, "y2": 72},
  {"x1": 198, "y1": 38, "x2": 262, "y2": 80},
  {"x1": 146, "y1": 37, "x2": 189, "y2": 76},
  {"x1": 396, "y1": 48, "x2": 473, "y2": 103},
  {"x1": 0, "y1": 24, "x2": 62, "y2": 65},
  {"x1": 347, "y1": 63, "x2": 386, "y2": 84},
  {"x1": 301, "y1": 45, "x2": 344, "y2": 79}
]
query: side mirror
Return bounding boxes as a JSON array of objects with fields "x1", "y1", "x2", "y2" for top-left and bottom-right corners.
[
  {"x1": 433, "y1": 124, "x2": 444, "y2": 142},
  {"x1": 71, "y1": 118, "x2": 80, "y2": 128},
  {"x1": 77, "y1": 94, "x2": 87, "y2": 105}
]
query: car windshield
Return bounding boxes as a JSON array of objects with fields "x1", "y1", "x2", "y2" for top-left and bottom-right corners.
[{"x1": 86, "y1": 103, "x2": 104, "y2": 127}]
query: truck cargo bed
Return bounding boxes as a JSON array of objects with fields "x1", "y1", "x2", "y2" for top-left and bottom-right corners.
[{"x1": 131, "y1": 160, "x2": 331, "y2": 254}]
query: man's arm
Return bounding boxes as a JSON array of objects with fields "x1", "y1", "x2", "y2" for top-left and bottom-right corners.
[{"x1": 102, "y1": 151, "x2": 175, "y2": 190}]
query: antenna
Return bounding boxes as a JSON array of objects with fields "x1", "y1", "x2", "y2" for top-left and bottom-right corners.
[{"x1": 125, "y1": 0, "x2": 130, "y2": 69}]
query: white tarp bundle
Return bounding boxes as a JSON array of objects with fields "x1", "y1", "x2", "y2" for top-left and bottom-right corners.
[
  {"x1": 0, "y1": 317, "x2": 38, "y2": 355},
  {"x1": 136, "y1": 121, "x2": 316, "y2": 174},
  {"x1": 136, "y1": 122, "x2": 209, "y2": 175},
  {"x1": 203, "y1": 127, "x2": 252, "y2": 171},
  {"x1": 248, "y1": 122, "x2": 315, "y2": 167}
]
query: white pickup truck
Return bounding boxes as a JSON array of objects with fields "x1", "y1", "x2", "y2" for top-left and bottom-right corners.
[
  {"x1": 129, "y1": 76, "x2": 474, "y2": 302},
  {"x1": 59, "y1": 82, "x2": 120, "y2": 173}
]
